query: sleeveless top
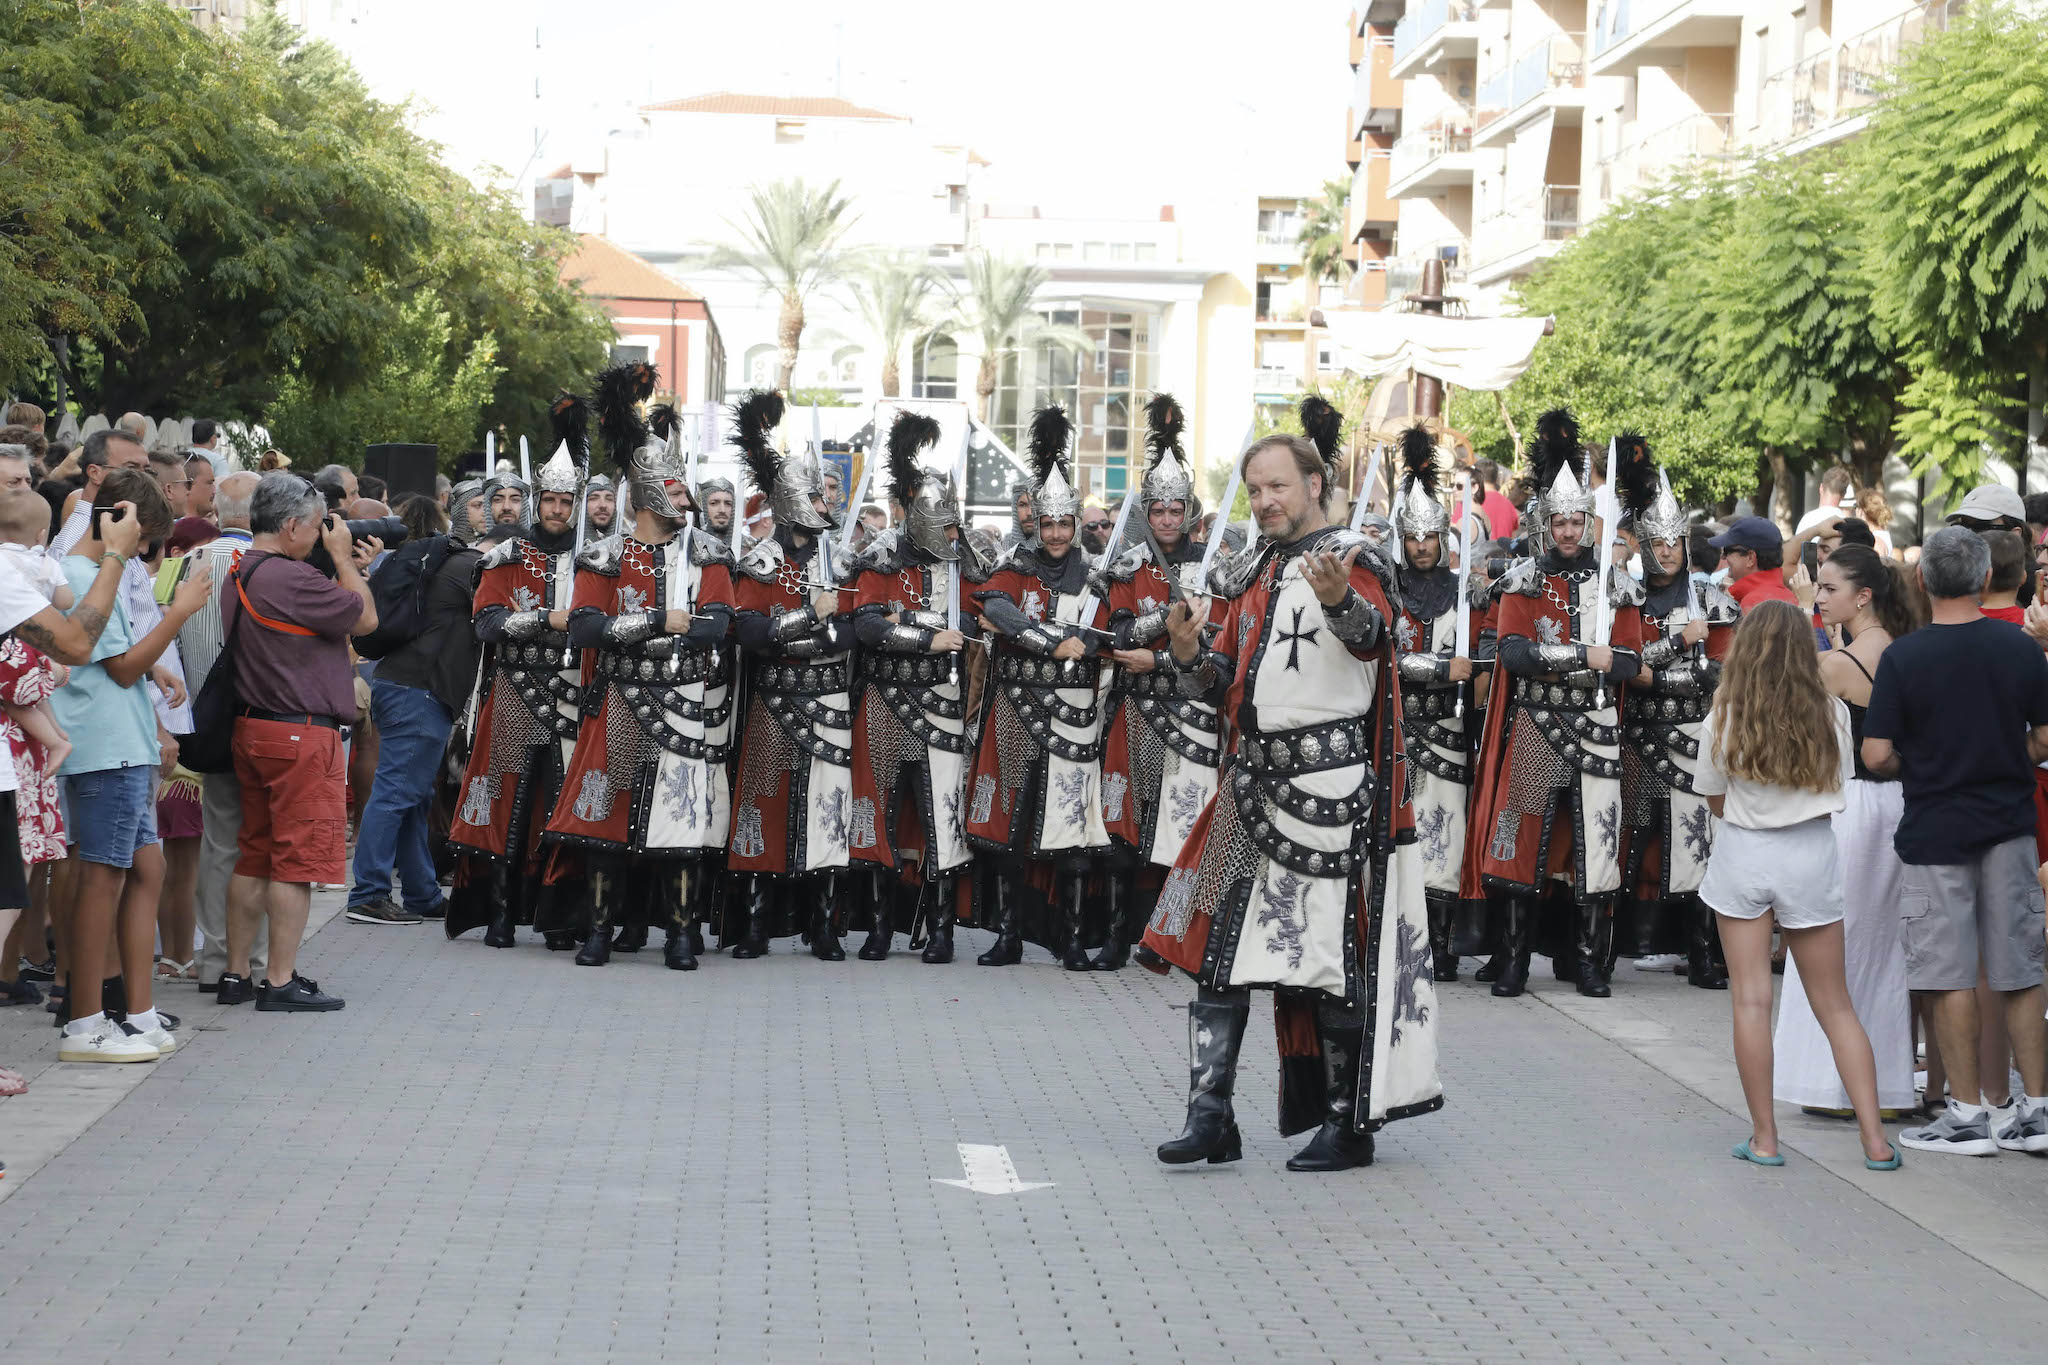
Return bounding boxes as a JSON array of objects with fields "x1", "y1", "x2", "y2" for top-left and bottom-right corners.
[{"x1": 1841, "y1": 650, "x2": 1895, "y2": 784}]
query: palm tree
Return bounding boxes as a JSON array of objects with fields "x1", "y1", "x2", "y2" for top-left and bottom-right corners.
[
  {"x1": 705, "y1": 178, "x2": 858, "y2": 390},
  {"x1": 1297, "y1": 179, "x2": 1352, "y2": 295},
  {"x1": 950, "y1": 251, "x2": 1092, "y2": 423},
  {"x1": 845, "y1": 252, "x2": 943, "y2": 398}
]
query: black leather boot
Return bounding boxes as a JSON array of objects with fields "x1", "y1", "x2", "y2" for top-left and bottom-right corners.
[
  {"x1": 1286, "y1": 1005, "x2": 1375, "y2": 1171},
  {"x1": 1425, "y1": 891, "x2": 1457, "y2": 982},
  {"x1": 574, "y1": 869, "x2": 613, "y2": 965},
  {"x1": 1157, "y1": 990, "x2": 1249, "y2": 1165},
  {"x1": 1473, "y1": 897, "x2": 1509, "y2": 982},
  {"x1": 856, "y1": 868, "x2": 892, "y2": 961},
  {"x1": 1089, "y1": 870, "x2": 1132, "y2": 970},
  {"x1": 1490, "y1": 896, "x2": 1533, "y2": 998},
  {"x1": 920, "y1": 873, "x2": 955, "y2": 964},
  {"x1": 611, "y1": 922, "x2": 648, "y2": 953},
  {"x1": 484, "y1": 861, "x2": 518, "y2": 949},
  {"x1": 663, "y1": 925, "x2": 698, "y2": 971},
  {"x1": 1059, "y1": 869, "x2": 1092, "y2": 971},
  {"x1": 731, "y1": 878, "x2": 771, "y2": 959},
  {"x1": 1687, "y1": 896, "x2": 1728, "y2": 990},
  {"x1": 810, "y1": 873, "x2": 845, "y2": 962},
  {"x1": 1575, "y1": 898, "x2": 1613, "y2": 998},
  {"x1": 975, "y1": 870, "x2": 1022, "y2": 966}
]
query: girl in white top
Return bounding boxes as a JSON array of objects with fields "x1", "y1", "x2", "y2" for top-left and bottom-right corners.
[{"x1": 1694, "y1": 599, "x2": 1898, "y2": 1170}]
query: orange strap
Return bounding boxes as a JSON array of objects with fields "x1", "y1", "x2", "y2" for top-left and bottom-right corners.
[{"x1": 234, "y1": 569, "x2": 319, "y2": 638}]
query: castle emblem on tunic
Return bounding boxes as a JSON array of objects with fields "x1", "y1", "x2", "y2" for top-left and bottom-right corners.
[
  {"x1": 571, "y1": 771, "x2": 612, "y2": 822},
  {"x1": 1489, "y1": 811, "x2": 1518, "y2": 862},
  {"x1": 850, "y1": 797, "x2": 877, "y2": 849},
  {"x1": 733, "y1": 803, "x2": 766, "y2": 858},
  {"x1": 458, "y1": 777, "x2": 494, "y2": 828},
  {"x1": 970, "y1": 775, "x2": 996, "y2": 826},
  {"x1": 1102, "y1": 772, "x2": 1129, "y2": 823}
]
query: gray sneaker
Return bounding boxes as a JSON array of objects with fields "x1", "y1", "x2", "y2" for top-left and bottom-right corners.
[
  {"x1": 1899, "y1": 1100, "x2": 1999, "y2": 1156},
  {"x1": 345, "y1": 899, "x2": 424, "y2": 926},
  {"x1": 1993, "y1": 1100, "x2": 2048, "y2": 1154}
]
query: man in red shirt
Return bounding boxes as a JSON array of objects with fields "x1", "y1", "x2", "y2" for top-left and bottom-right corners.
[{"x1": 1711, "y1": 517, "x2": 1799, "y2": 608}]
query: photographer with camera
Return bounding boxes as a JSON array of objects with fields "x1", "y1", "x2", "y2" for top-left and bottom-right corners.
[
  {"x1": 343, "y1": 484, "x2": 483, "y2": 926},
  {"x1": 215, "y1": 474, "x2": 380, "y2": 1014}
]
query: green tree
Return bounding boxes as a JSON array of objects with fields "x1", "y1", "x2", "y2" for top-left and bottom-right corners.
[
  {"x1": 262, "y1": 296, "x2": 502, "y2": 471},
  {"x1": 1296, "y1": 180, "x2": 1351, "y2": 293},
  {"x1": 1861, "y1": 2, "x2": 2048, "y2": 496},
  {"x1": 705, "y1": 178, "x2": 858, "y2": 391},
  {"x1": 842, "y1": 252, "x2": 943, "y2": 398},
  {"x1": 950, "y1": 251, "x2": 1091, "y2": 423}
]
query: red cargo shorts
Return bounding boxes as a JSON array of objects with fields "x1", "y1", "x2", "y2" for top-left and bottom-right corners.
[{"x1": 232, "y1": 715, "x2": 347, "y2": 885}]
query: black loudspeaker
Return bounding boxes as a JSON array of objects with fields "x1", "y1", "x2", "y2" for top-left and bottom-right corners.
[{"x1": 364, "y1": 443, "x2": 438, "y2": 502}]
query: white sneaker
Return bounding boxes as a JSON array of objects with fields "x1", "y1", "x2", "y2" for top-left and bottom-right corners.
[
  {"x1": 1993, "y1": 1099, "x2": 2048, "y2": 1154},
  {"x1": 59, "y1": 1019, "x2": 159, "y2": 1063},
  {"x1": 1633, "y1": 954, "x2": 1682, "y2": 971},
  {"x1": 130, "y1": 1023, "x2": 176, "y2": 1055}
]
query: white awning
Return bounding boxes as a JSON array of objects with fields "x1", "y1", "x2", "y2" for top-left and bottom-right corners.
[{"x1": 1321, "y1": 311, "x2": 1550, "y2": 393}]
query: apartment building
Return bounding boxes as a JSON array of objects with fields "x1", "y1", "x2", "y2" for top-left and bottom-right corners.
[{"x1": 1349, "y1": 0, "x2": 1963, "y2": 312}]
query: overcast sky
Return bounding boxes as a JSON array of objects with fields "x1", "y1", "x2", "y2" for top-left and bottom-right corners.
[{"x1": 319, "y1": 0, "x2": 1348, "y2": 210}]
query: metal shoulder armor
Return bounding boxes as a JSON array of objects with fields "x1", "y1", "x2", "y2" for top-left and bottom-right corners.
[
  {"x1": 1494, "y1": 557, "x2": 1543, "y2": 598},
  {"x1": 576, "y1": 535, "x2": 623, "y2": 576}
]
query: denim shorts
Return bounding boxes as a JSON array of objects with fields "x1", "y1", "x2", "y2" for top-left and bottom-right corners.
[{"x1": 65, "y1": 766, "x2": 161, "y2": 869}]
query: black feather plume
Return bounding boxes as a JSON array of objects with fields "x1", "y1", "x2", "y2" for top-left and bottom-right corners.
[
  {"x1": 1528, "y1": 407, "x2": 1583, "y2": 501},
  {"x1": 731, "y1": 388, "x2": 786, "y2": 497},
  {"x1": 1613, "y1": 430, "x2": 1659, "y2": 519},
  {"x1": 1143, "y1": 393, "x2": 1186, "y2": 459},
  {"x1": 1398, "y1": 422, "x2": 1441, "y2": 504},
  {"x1": 1027, "y1": 405, "x2": 1073, "y2": 489},
  {"x1": 593, "y1": 360, "x2": 657, "y2": 472},
  {"x1": 547, "y1": 390, "x2": 590, "y2": 471},
  {"x1": 887, "y1": 410, "x2": 941, "y2": 502},
  {"x1": 646, "y1": 403, "x2": 679, "y2": 443},
  {"x1": 1298, "y1": 395, "x2": 1342, "y2": 461}
]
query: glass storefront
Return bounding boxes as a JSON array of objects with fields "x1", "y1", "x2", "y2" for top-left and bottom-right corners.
[{"x1": 989, "y1": 306, "x2": 1156, "y2": 499}]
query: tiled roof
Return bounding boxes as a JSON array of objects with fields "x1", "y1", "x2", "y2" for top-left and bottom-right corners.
[
  {"x1": 558, "y1": 235, "x2": 700, "y2": 303},
  {"x1": 639, "y1": 92, "x2": 908, "y2": 121}
]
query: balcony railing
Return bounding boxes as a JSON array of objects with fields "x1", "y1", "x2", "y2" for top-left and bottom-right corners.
[
  {"x1": 1351, "y1": 34, "x2": 1399, "y2": 120},
  {"x1": 1389, "y1": 111, "x2": 1474, "y2": 183},
  {"x1": 1252, "y1": 365, "x2": 1303, "y2": 393},
  {"x1": 1393, "y1": 0, "x2": 1478, "y2": 65},
  {"x1": 1755, "y1": 2, "x2": 1960, "y2": 149},
  {"x1": 1472, "y1": 185, "x2": 1581, "y2": 268},
  {"x1": 1476, "y1": 31, "x2": 1587, "y2": 128},
  {"x1": 1351, "y1": 149, "x2": 1395, "y2": 222},
  {"x1": 1386, "y1": 248, "x2": 1466, "y2": 301},
  {"x1": 1596, "y1": 111, "x2": 1736, "y2": 199}
]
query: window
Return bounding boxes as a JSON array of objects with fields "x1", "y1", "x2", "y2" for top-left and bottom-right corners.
[
  {"x1": 1083, "y1": 242, "x2": 1106, "y2": 261},
  {"x1": 913, "y1": 333, "x2": 958, "y2": 400},
  {"x1": 1134, "y1": 243, "x2": 1157, "y2": 262},
  {"x1": 833, "y1": 345, "x2": 862, "y2": 386},
  {"x1": 990, "y1": 306, "x2": 1157, "y2": 497},
  {"x1": 1317, "y1": 343, "x2": 1336, "y2": 370},
  {"x1": 1111, "y1": 242, "x2": 1131, "y2": 261},
  {"x1": 1036, "y1": 243, "x2": 1052, "y2": 259},
  {"x1": 744, "y1": 344, "x2": 777, "y2": 388},
  {"x1": 775, "y1": 120, "x2": 805, "y2": 144},
  {"x1": 947, "y1": 185, "x2": 966, "y2": 215},
  {"x1": 1054, "y1": 242, "x2": 1074, "y2": 260},
  {"x1": 611, "y1": 344, "x2": 649, "y2": 366},
  {"x1": 1256, "y1": 281, "x2": 1274, "y2": 320}
]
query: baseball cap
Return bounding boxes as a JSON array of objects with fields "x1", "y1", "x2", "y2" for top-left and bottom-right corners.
[
  {"x1": 1707, "y1": 515, "x2": 1782, "y2": 553},
  {"x1": 1946, "y1": 483, "x2": 2026, "y2": 528}
]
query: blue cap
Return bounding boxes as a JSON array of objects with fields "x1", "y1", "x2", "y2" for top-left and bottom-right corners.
[{"x1": 1707, "y1": 515, "x2": 1781, "y2": 552}]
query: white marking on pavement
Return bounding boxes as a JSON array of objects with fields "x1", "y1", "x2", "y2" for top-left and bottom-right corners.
[{"x1": 932, "y1": 1143, "x2": 1055, "y2": 1195}]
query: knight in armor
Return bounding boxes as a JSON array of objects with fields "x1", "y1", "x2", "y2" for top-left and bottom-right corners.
[
  {"x1": 845, "y1": 411, "x2": 986, "y2": 963},
  {"x1": 698, "y1": 476, "x2": 737, "y2": 547},
  {"x1": 726, "y1": 391, "x2": 858, "y2": 961},
  {"x1": 582, "y1": 473, "x2": 616, "y2": 539},
  {"x1": 1388, "y1": 423, "x2": 1491, "y2": 982},
  {"x1": 1096, "y1": 394, "x2": 1218, "y2": 971},
  {"x1": 964, "y1": 407, "x2": 1114, "y2": 967},
  {"x1": 450, "y1": 478, "x2": 488, "y2": 539},
  {"x1": 446, "y1": 394, "x2": 595, "y2": 951},
  {"x1": 1142, "y1": 399, "x2": 1443, "y2": 1172},
  {"x1": 1467, "y1": 409, "x2": 1646, "y2": 999},
  {"x1": 542, "y1": 362, "x2": 738, "y2": 970},
  {"x1": 483, "y1": 471, "x2": 529, "y2": 529},
  {"x1": 1613, "y1": 434, "x2": 1737, "y2": 989}
]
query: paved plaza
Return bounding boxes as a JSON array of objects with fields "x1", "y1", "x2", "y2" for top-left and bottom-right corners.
[{"x1": 3, "y1": 897, "x2": 2046, "y2": 1362}]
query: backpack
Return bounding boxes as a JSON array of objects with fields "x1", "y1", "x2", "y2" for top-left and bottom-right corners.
[
  {"x1": 183, "y1": 555, "x2": 309, "y2": 775},
  {"x1": 354, "y1": 533, "x2": 453, "y2": 661}
]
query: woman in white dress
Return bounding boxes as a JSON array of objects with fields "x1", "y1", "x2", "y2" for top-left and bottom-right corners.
[{"x1": 1774, "y1": 545, "x2": 1919, "y2": 1113}]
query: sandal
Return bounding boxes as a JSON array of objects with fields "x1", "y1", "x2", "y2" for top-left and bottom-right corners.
[
  {"x1": 1865, "y1": 1144, "x2": 1902, "y2": 1171},
  {"x1": 1731, "y1": 1139, "x2": 1786, "y2": 1167},
  {"x1": 0, "y1": 979, "x2": 43, "y2": 1007}
]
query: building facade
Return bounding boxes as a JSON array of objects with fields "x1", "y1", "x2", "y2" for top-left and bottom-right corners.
[
  {"x1": 557, "y1": 234, "x2": 726, "y2": 407},
  {"x1": 1347, "y1": 0, "x2": 1963, "y2": 313}
]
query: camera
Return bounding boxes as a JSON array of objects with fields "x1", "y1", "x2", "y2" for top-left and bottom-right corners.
[{"x1": 306, "y1": 514, "x2": 408, "y2": 577}]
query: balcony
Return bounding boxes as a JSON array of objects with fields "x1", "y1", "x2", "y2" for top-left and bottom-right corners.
[
  {"x1": 1588, "y1": 0, "x2": 1745, "y2": 76},
  {"x1": 1474, "y1": 32, "x2": 1588, "y2": 144},
  {"x1": 1351, "y1": 149, "x2": 1397, "y2": 225},
  {"x1": 1257, "y1": 231, "x2": 1305, "y2": 267},
  {"x1": 1388, "y1": 112, "x2": 1477, "y2": 196},
  {"x1": 1349, "y1": 34, "x2": 1401, "y2": 136},
  {"x1": 1468, "y1": 185, "x2": 1581, "y2": 284},
  {"x1": 1253, "y1": 365, "x2": 1305, "y2": 397},
  {"x1": 1391, "y1": 0, "x2": 1480, "y2": 80},
  {"x1": 1386, "y1": 247, "x2": 1467, "y2": 302},
  {"x1": 1596, "y1": 111, "x2": 1736, "y2": 201},
  {"x1": 1754, "y1": 2, "x2": 1961, "y2": 154},
  {"x1": 1348, "y1": 261, "x2": 1392, "y2": 308}
]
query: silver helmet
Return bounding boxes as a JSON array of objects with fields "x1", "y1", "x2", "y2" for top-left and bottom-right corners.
[
  {"x1": 1140, "y1": 394, "x2": 1193, "y2": 509},
  {"x1": 448, "y1": 479, "x2": 486, "y2": 544},
  {"x1": 1392, "y1": 422, "x2": 1450, "y2": 541},
  {"x1": 734, "y1": 389, "x2": 835, "y2": 534},
  {"x1": 627, "y1": 422, "x2": 692, "y2": 524},
  {"x1": 1529, "y1": 408, "x2": 1592, "y2": 529},
  {"x1": 887, "y1": 409, "x2": 959, "y2": 560},
  {"x1": 1614, "y1": 431, "x2": 1683, "y2": 546},
  {"x1": 1027, "y1": 405, "x2": 1079, "y2": 523},
  {"x1": 482, "y1": 473, "x2": 529, "y2": 524},
  {"x1": 538, "y1": 391, "x2": 590, "y2": 496},
  {"x1": 533, "y1": 442, "x2": 582, "y2": 496}
]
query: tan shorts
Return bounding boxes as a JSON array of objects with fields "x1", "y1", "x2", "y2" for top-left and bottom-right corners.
[{"x1": 1898, "y1": 833, "x2": 2048, "y2": 993}]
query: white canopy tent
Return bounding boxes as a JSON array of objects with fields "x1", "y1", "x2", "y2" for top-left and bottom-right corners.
[{"x1": 1320, "y1": 311, "x2": 1550, "y2": 393}]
